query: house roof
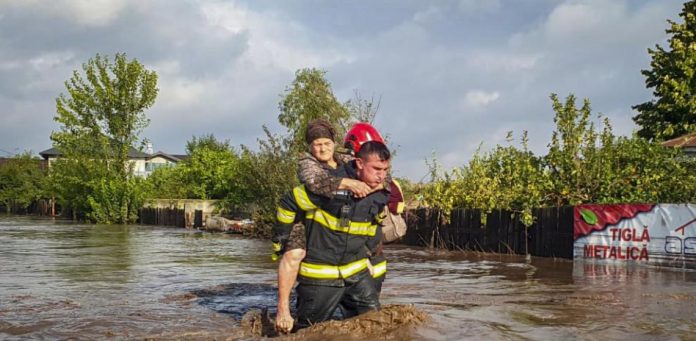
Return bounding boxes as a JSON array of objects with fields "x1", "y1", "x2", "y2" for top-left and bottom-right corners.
[
  {"x1": 39, "y1": 147, "x2": 150, "y2": 159},
  {"x1": 147, "y1": 151, "x2": 189, "y2": 162},
  {"x1": 170, "y1": 154, "x2": 190, "y2": 161},
  {"x1": 661, "y1": 132, "x2": 696, "y2": 148},
  {"x1": 39, "y1": 147, "x2": 189, "y2": 162}
]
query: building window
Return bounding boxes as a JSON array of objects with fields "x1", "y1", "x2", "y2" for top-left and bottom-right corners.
[{"x1": 145, "y1": 162, "x2": 172, "y2": 172}]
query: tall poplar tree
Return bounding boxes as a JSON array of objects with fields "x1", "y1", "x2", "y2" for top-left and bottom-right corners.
[
  {"x1": 278, "y1": 68, "x2": 351, "y2": 153},
  {"x1": 50, "y1": 53, "x2": 158, "y2": 223},
  {"x1": 633, "y1": 1, "x2": 696, "y2": 141}
]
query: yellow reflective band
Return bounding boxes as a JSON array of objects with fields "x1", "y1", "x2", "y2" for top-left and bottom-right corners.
[
  {"x1": 391, "y1": 179, "x2": 405, "y2": 214},
  {"x1": 272, "y1": 242, "x2": 282, "y2": 252},
  {"x1": 339, "y1": 259, "x2": 370, "y2": 278},
  {"x1": 293, "y1": 185, "x2": 317, "y2": 211},
  {"x1": 299, "y1": 262, "x2": 340, "y2": 279},
  {"x1": 299, "y1": 258, "x2": 369, "y2": 280},
  {"x1": 372, "y1": 260, "x2": 387, "y2": 278},
  {"x1": 271, "y1": 253, "x2": 279, "y2": 261},
  {"x1": 306, "y1": 209, "x2": 377, "y2": 236},
  {"x1": 276, "y1": 207, "x2": 296, "y2": 224}
]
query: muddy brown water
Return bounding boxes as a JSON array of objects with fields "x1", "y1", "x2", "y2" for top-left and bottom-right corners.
[{"x1": 1, "y1": 216, "x2": 695, "y2": 340}]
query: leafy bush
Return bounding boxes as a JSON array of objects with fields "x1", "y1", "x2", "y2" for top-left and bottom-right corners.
[
  {"x1": 0, "y1": 153, "x2": 48, "y2": 213},
  {"x1": 423, "y1": 94, "x2": 696, "y2": 227}
]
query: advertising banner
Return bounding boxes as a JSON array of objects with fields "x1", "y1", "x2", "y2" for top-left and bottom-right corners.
[{"x1": 573, "y1": 204, "x2": 696, "y2": 269}]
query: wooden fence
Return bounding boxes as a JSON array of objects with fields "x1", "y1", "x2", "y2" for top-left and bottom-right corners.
[
  {"x1": 402, "y1": 207, "x2": 574, "y2": 259},
  {"x1": 0, "y1": 199, "x2": 53, "y2": 215}
]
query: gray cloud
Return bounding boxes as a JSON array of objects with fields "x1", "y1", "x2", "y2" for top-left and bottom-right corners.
[{"x1": 0, "y1": 0, "x2": 685, "y2": 180}]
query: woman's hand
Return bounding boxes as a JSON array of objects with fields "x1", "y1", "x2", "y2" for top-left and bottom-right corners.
[{"x1": 341, "y1": 178, "x2": 372, "y2": 198}]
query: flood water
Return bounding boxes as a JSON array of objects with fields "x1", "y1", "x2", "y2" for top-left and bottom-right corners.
[{"x1": 1, "y1": 216, "x2": 695, "y2": 340}]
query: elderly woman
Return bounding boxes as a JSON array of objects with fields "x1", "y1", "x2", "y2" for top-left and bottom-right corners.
[{"x1": 298, "y1": 119, "x2": 373, "y2": 198}]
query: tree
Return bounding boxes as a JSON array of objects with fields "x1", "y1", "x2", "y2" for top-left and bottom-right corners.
[
  {"x1": 144, "y1": 134, "x2": 240, "y2": 201},
  {"x1": 225, "y1": 127, "x2": 298, "y2": 237},
  {"x1": 545, "y1": 93, "x2": 597, "y2": 206},
  {"x1": 229, "y1": 69, "x2": 385, "y2": 236},
  {"x1": 142, "y1": 165, "x2": 188, "y2": 200},
  {"x1": 181, "y1": 136, "x2": 239, "y2": 200},
  {"x1": 186, "y1": 133, "x2": 231, "y2": 154},
  {"x1": 278, "y1": 68, "x2": 351, "y2": 153},
  {"x1": 0, "y1": 153, "x2": 48, "y2": 213},
  {"x1": 633, "y1": 1, "x2": 696, "y2": 141},
  {"x1": 344, "y1": 90, "x2": 381, "y2": 124},
  {"x1": 50, "y1": 53, "x2": 158, "y2": 223}
]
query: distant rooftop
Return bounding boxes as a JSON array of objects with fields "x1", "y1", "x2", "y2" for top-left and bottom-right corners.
[
  {"x1": 661, "y1": 132, "x2": 696, "y2": 148},
  {"x1": 39, "y1": 147, "x2": 149, "y2": 159},
  {"x1": 148, "y1": 151, "x2": 190, "y2": 162}
]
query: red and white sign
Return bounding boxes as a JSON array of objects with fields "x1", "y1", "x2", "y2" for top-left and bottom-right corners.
[{"x1": 574, "y1": 204, "x2": 696, "y2": 268}]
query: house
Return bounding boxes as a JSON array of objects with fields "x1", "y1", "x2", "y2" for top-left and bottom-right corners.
[
  {"x1": 139, "y1": 152, "x2": 189, "y2": 177},
  {"x1": 661, "y1": 132, "x2": 696, "y2": 157},
  {"x1": 39, "y1": 146, "x2": 188, "y2": 177}
]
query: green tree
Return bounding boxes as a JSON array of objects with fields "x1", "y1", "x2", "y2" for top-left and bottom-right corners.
[
  {"x1": 545, "y1": 93, "x2": 597, "y2": 206},
  {"x1": 144, "y1": 134, "x2": 239, "y2": 201},
  {"x1": 0, "y1": 153, "x2": 48, "y2": 213},
  {"x1": 50, "y1": 53, "x2": 158, "y2": 223},
  {"x1": 593, "y1": 135, "x2": 696, "y2": 204},
  {"x1": 225, "y1": 127, "x2": 297, "y2": 237},
  {"x1": 278, "y1": 68, "x2": 351, "y2": 153},
  {"x1": 633, "y1": 1, "x2": 696, "y2": 140},
  {"x1": 182, "y1": 137, "x2": 239, "y2": 200},
  {"x1": 186, "y1": 133, "x2": 231, "y2": 154},
  {"x1": 230, "y1": 69, "x2": 384, "y2": 236},
  {"x1": 142, "y1": 165, "x2": 188, "y2": 199}
]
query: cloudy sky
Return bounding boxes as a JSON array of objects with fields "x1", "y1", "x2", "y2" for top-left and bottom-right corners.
[{"x1": 0, "y1": 0, "x2": 685, "y2": 180}]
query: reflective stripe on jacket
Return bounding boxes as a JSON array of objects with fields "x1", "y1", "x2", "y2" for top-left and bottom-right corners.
[{"x1": 299, "y1": 258, "x2": 370, "y2": 280}]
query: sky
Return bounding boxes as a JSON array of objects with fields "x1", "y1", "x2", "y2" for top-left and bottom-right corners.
[{"x1": 0, "y1": 0, "x2": 686, "y2": 181}]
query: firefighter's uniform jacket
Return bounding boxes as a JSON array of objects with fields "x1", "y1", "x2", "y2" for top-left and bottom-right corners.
[{"x1": 273, "y1": 183, "x2": 388, "y2": 286}]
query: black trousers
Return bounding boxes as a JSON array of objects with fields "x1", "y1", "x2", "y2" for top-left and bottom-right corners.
[
  {"x1": 294, "y1": 271, "x2": 380, "y2": 330},
  {"x1": 373, "y1": 273, "x2": 385, "y2": 296}
]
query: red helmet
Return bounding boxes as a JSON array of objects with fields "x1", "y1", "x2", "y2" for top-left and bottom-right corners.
[{"x1": 344, "y1": 122, "x2": 385, "y2": 154}]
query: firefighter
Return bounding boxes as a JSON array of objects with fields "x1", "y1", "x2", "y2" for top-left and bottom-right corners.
[
  {"x1": 274, "y1": 120, "x2": 376, "y2": 333},
  {"x1": 272, "y1": 140, "x2": 391, "y2": 331},
  {"x1": 342, "y1": 122, "x2": 400, "y2": 292}
]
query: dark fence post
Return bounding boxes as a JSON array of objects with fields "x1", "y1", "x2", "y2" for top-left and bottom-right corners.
[
  {"x1": 554, "y1": 206, "x2": 574, "y2": 259},
  {"x1": 194, "y1": 210, "x2": 203, "y2": 228}
]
